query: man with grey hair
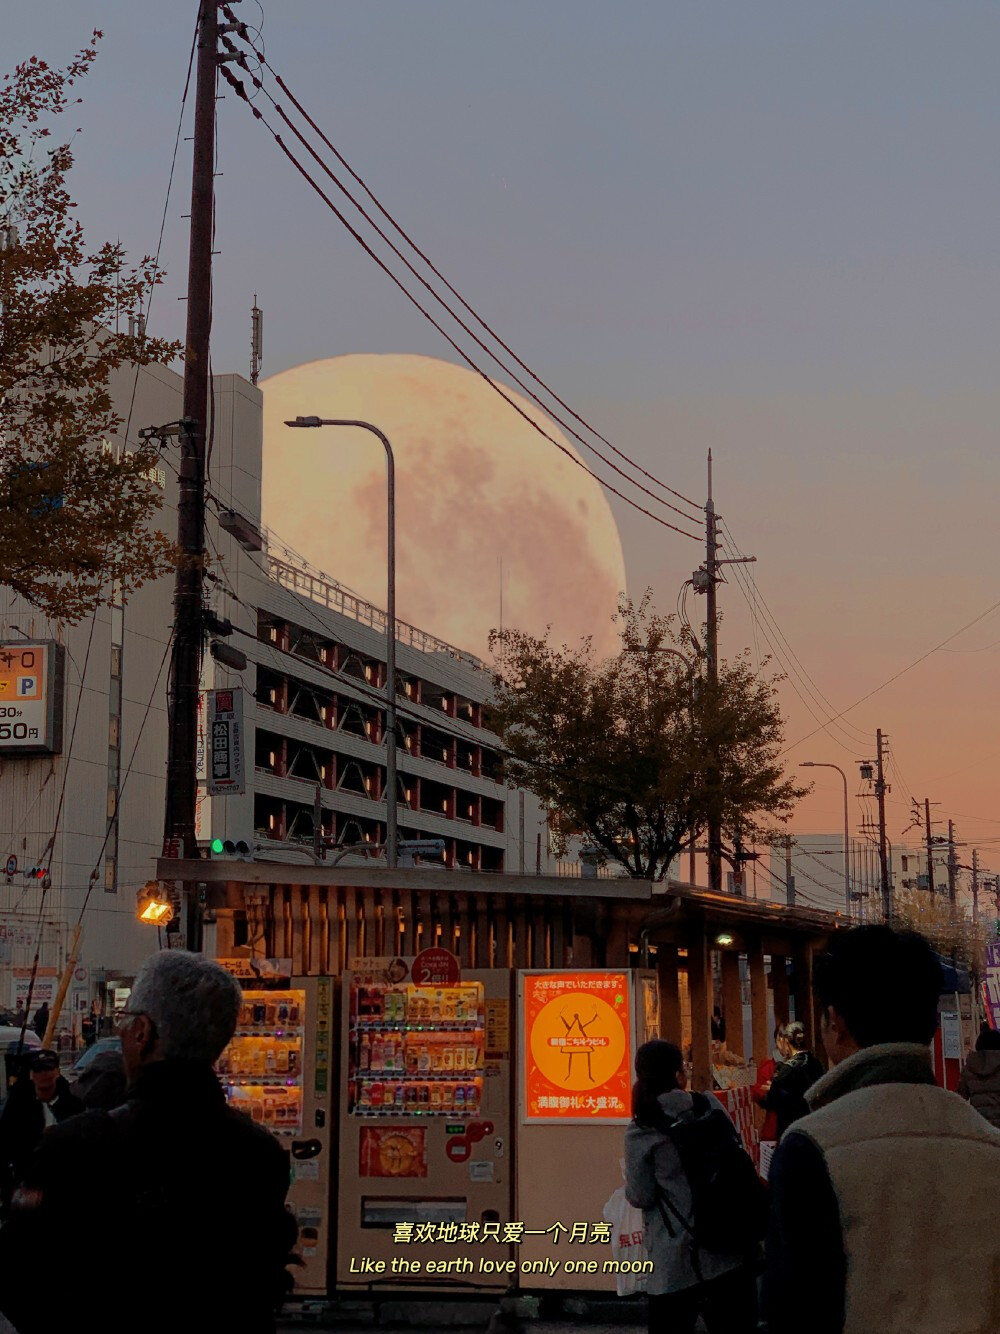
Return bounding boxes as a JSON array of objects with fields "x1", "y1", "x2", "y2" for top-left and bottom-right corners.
[{"x1": 0, "y1": 952, "x2": 297, "y2": 1334}]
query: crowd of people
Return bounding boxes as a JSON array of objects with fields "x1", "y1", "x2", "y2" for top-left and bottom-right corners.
[
  {"x1": 0, "y1": 952, "x2": 297, "y2": 1334},
  {"x1": 626, "y1": 925, "x2": 1000, "y2": 1334}
]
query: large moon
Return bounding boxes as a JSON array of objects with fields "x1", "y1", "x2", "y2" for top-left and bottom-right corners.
[{"x1": 260, "y1": 355, "x2": 627, "y2": 661}]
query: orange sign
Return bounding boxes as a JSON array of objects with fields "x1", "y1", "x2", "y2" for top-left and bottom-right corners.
[
  {"x1": 522, "y1": 971, "x2": 631, "y2": 1123},
  {"x1": 359, "y1": 1126, "x2": 427, "y2": 1178}
]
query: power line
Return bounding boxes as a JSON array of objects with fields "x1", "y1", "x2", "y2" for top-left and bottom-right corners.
[
  {"x1": 718, "y1": 521, "x2": 868, "y2": 750},
  {"x1": 783, "y1": 594, "x2": 1000, "y2": 755},
  {"x1": 716, "y1": 531, "x2": 863, "y2": 757},
  {"x1": 121, "y1": 13, "x2": 198, "y2": 451},
  {"x1": 223, "y1": 15, "x2": 703, "y2": 519},
  {"x1": 218, "y1": 66, "x2": 701, "y2": 542}
]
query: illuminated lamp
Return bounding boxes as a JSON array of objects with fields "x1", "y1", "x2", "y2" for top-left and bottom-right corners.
[
  {"x1": 715, "y1": 932, "x2": 735, "y2": 947},
  {"x1": 137, "y1": 881, "x2": 174, "y2": 926}
]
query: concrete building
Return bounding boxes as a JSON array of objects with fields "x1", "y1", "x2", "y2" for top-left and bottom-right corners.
[{"x1": 0, "y1": 357, "x2": 552, "y2": 1027}]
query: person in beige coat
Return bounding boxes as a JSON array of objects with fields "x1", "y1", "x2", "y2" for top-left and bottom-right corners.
[{"x1": 764, "y1": 926, "x2": 1000, "y2": 1334}]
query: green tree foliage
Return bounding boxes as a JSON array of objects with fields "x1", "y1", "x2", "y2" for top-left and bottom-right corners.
[
  {"x1": 488, "y1": 593, "x2": 807, "y2": 880},
  {"x1": 0, "y1": 34, "x2": 179, "y2": 622}
]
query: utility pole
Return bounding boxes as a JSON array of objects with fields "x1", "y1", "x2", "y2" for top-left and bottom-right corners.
[
  {"x1": 874, "y1": 730, "x2": 891, "y2": 919},
  {"x1": 164, "y1": 0, "x2": 221, "y2": 952},
  {"x1": 972, "y1": 848, "x2": 980, "y2": 923},
  {"x1": 784, "y1": 835, "x2": 795, "y2": 907},
  {"x1": 704, "y1": 452, "x2": 722, "y2": 894},
  {"x1": 693, "y1": 451, "x2": 755, "y2": 894},
  {"x1": 924, "y1": 798, "x2": 936, "y2": 895},
  {"x1": 947, "y1": 820, "x2": 958, "y2": 905}
]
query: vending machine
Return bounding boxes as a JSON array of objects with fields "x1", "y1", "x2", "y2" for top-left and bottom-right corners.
[
  {"x1": 515, "y1": 968, "x2": 658, "y2": 1291},
  {"x1": 216, "y1": 974, "x2": 336, "y2": 1294},
  {"x1": 336, "y1": 959, "x2": 514, "y2": 1289}
]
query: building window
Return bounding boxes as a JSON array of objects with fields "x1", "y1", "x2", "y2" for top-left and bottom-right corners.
[{"x1": 901, "y1": 855, "x2": 908, "y2": 872}]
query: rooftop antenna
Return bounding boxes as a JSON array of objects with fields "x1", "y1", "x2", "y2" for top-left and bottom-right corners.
[{"x1": 251, "y1": 294, "x2": 263, "y2": 385}]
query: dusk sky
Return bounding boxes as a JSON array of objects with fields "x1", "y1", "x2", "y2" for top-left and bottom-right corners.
[{"x1": 12, "y1": 3, "x2": 1000, "y2": 867}]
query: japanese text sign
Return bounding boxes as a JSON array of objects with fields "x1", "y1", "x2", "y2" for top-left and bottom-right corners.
[
  {"x1": 207, "y1": 687, "x2": 245, "y2": 795},
  {"x1": 521, "y1": 971, "x2": 632, "y2": 1124},
  {"x1": 0, "y1": 643, "x2": 64, "y2": 755}
]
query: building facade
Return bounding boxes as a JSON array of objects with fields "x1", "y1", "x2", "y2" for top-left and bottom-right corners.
[{"x1": 0, "y1": 358, "x2": 553, "y2": 1026}]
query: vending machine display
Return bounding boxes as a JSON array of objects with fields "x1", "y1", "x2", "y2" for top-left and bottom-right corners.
[
  {"x1": 337, "y1": 968, "x2": 513, "y2": 1289},
  {"x1": 348, "y1": 981, "x2": 485, "y2": 1119},
  {"x1": 217, "y1": 988, "x2": 305, "y2": 1135}
]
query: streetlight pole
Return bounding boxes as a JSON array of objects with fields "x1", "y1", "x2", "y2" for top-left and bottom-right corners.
[
  {"x1": 286, "y1": 416, "x2": 398, "y2": 868},
  {"x1": 800, "y1": 762, "x2": 852, "y2": 917}
]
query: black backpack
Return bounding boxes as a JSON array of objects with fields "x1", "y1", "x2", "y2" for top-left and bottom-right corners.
[{"x1": 657, "y1": 1092, "x2": 769, "y2": 1255}]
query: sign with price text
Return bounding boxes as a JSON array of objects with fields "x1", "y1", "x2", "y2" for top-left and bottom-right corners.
[{"x1": 0, "y1": 642, "x2": 65, "y2": 755}]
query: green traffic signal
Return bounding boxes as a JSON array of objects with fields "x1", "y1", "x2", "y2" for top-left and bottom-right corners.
[{"x1": 211, "y1": 838, "x2": 225, "y2": 855}]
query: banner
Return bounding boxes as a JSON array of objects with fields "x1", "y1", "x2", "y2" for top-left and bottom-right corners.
[
  {"x1": 522, "y1": 971, "x2": 631, "y2": 1124},
  {"x1": 11, "y1": 967, "x2": 58, "y2": 1012}
]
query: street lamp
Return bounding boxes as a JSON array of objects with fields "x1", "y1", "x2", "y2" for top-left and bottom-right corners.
[
  {"x1": 285, "y1": 416, "x2": 398, "y2": 869},
  {"x1": 800, "y1": 762, "x2": 851, "y2": 917}
]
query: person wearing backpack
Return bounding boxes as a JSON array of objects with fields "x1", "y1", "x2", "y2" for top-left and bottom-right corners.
[{"x1": 625, "y1": 1040, "x2": 763, "y2": 1333}]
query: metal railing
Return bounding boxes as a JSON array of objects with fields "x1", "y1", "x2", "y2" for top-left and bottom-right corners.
[{"x1": 267, "y1": 551, "x2": 486, "y2": 672}]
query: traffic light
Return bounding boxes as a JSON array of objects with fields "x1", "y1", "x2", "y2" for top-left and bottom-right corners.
[
  {"x1": 23, "y1": 867, "x2": 50, "y2": 888},
  {"x1": 210, "y1": 839, "x2": 253, "y2": 860}
]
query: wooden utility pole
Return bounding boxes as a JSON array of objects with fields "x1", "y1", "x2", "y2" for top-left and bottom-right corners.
[
  {"x1": 924, "y1": 798, "x2": 936, "y2": 895},
  {"x1": 874, "y1": 730, "x2": 891, "y2": 919},
  {"x1": 972, "y1": 848, "x2": 980, "y2": 923},
  {"x1": 164, "y1": 0, "x2": 219, "y2": 952},
  {"x1": 705, "y1": 452, "x2": 722, "y2": 894},
  {"x1": 947, "y1": 820, "x2": 958, "y2": 905}
]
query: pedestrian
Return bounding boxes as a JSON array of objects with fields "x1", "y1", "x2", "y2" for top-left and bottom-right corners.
[
  {"x1": 764, "y1": 925, "x2": 1000, "y2": 1334},
  {"x1": 752, "y1": 1024, "x2": 786, "y2": 1141},
  {"x1": 0, "y1": 1050, "x2": 83, "y2": 1213},
  {"x1": 29, "y1": 1004, "x2": 48, "y2": 1043},
  {"x1": 0, "y1": 951, "x2": 297, "y2": 1334},
  {"x1": 957, "y1": 1024, "x2": 1000, "y2": 1130},
  {"x1": 12, "y1": 1008, "x2": 26, "y2": 1031},
  {"x1": 711, "y1": 1006, "x2": 726, "y2": 1043},
  {"x1": 763, "y1": 1021, "x2": 824, "y2": 1139},
  {"x1": 80, "y1": 1012, "x2": 96, "y2": 1049},
  {"x1": 625, "y1": 1039, "x2": 762, "y2": 1334}
]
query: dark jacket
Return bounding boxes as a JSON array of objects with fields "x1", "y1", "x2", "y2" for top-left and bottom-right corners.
[
  {"x1": 764, "y1": 1049, "x2": 824, "y2": 1139},
  {"x1": 0, "y1": 1075, "x2": 83, "y2": 1201},
  {"x1": 0, "y1": 1059, "x2": 297, "y2": 1334},
  {"x1": 764, "y1": 1042, "x2": 1000, "y2": 1334},
  {"x1": 957, "y1": 1050, "x2": 1000, "y2": 1129}
]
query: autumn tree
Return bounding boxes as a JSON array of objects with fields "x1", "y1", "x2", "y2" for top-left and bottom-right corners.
[
  {"x1": 0, "y1": 34, "x2": 178, "y2": 622},
  {"x1": 488, "y1": 593, "x2": 807, "y2": 881}
]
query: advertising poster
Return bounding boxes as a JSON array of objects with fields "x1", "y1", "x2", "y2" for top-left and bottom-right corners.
[
  {"x1": 0, "y1": 642, "x2": 64, "y2": 755},
  {"x1": 359, "y1": 1127, "x2": 427, "y2": 1178},
  {"x1": 207, "y1": 688, "x2": 245, "y2": 796},
  {"x1": 522, "y1": 971, "x2": 631, "y2": 1124},
  {"x1": 12, "y1": 968, "x2": 57, "y2": 1012}
]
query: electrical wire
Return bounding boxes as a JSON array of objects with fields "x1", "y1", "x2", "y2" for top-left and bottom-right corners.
[
  {"x1": 222, "y1": 12, "x2": 703, "y2": 519},
  {"x1": 716, "y1": 531, "x2": 863, "y2": 758},
  {"x1": 223, "y1": 43, "x2": 699, "y2": 526},
  {"x1": 719, "y1": 519, "x2": 868, "y2": 747},
  {"x1": 77, "y1": 630, "x2": 175, "y2": 925},
  {"x1": 217, "y1": 65, "x2": 700, "y2": 541},
  {"x1": 121, "y1": 14, "x2": 198, "y2": 451},
  {"x1": 784, "y1": 594, "x2": 1000, "y2": 755}
]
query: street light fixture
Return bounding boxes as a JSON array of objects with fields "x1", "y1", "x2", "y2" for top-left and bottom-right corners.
[
  {"x1": 800, "y1": 762, "x2": 852, "y2": 917},
  {"x1": 286, "y1": 416, "x2": 398, "y2": 868}
]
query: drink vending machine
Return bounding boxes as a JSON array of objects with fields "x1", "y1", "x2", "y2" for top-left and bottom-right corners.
[
  {"x1": 336, "y1": 960, "x2": 514, "y2": 1288},
  {"x1": 215, "y1": 972, "x2": 336, "y2": 1294}
]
